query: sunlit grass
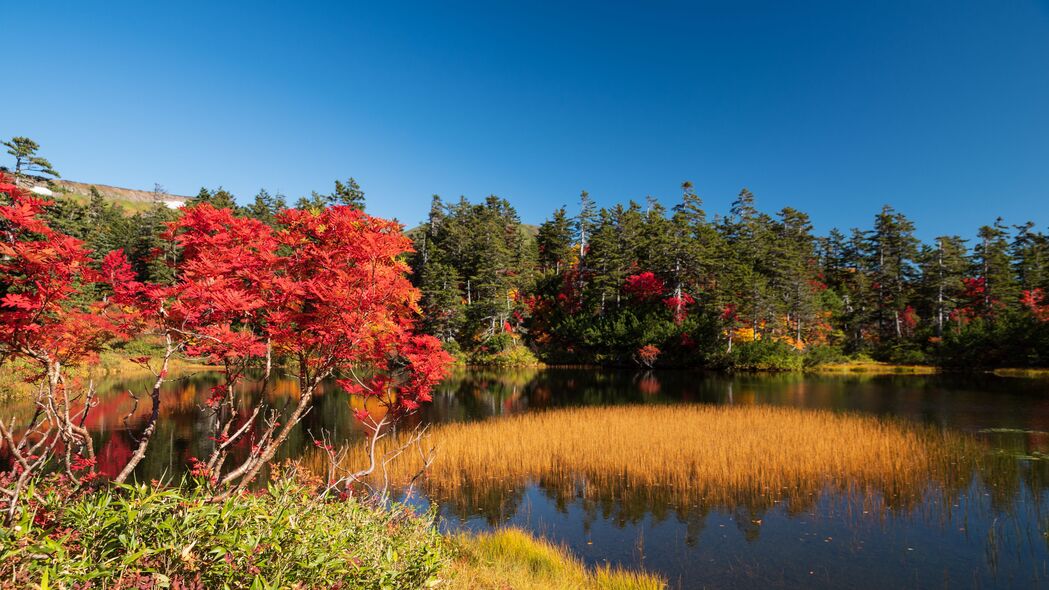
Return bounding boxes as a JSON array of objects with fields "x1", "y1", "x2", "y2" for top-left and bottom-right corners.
[
  {"x1": 447, "y1": 528, "x2": 665, "y2": 590},
  {"x1": 339, "y1": 404, "x2": 979, "y2": 513},
  {"x1": 808, "y1": 361, "x2": 938, "y2": 374}
]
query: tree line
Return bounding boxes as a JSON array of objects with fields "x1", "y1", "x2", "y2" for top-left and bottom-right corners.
[
  {"x1": 411, "y1": 183, "x2": 1049, "y2": 369},
  {"x1": 7, "y1": 136, "x2": 1049, "y2": 369}
]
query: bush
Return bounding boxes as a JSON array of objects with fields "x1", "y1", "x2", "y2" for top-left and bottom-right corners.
[
  {"x1": 719, "y1": 339, "x2": 803, "y2": 371},
  {"x1": 470, "y1": 342, "x2": 544, "y2": 367},
  {"x1": 441, "y1": 338, "x2": 467, "y2": 364},
  {"x1": 802, "y1": 344, "x2": 847, "y2": 368},
  {"x1": 0, "y1": 478, "x2": 449, "y2": 589},
  {"x1": 482, "y1": 333, "x2": 515, "y2": 352},
  {"x1": 881, "y1": 342, "x2": 928, "y2": 365}
]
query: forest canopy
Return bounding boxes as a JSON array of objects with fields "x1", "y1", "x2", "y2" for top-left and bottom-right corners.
[{"x1": 9, "y1": 172, "x2": 1049, "y2": 370}]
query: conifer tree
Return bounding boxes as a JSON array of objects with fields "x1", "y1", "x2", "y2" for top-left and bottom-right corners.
[
  {"x1": 536, "y1": 207, "x2": 574, "y2": 274},
  {"x1": 972, "y1": 218, "x2": 1017, "y2": 314},
  {"x1": 2, "y1": 136, "x2": 59, "y2": 178}
]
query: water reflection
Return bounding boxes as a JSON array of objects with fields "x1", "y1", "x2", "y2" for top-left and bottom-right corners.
[{"x1": 3, "y1": 368, "x2": 1049, "y2": 588}]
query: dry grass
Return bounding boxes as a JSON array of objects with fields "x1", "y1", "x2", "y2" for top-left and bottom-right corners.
[
  {"x1": 993, "y1": 367, "x2": 1049, "y2": 379},
  {"x1": 808, "y1": 362, "x2": 938, "y2": 374},
  {"x1": 446, "y1": 528, "x2": 665, "y2": 590},
  {"x1": 337, "y1": 404, "x2": 978, "y2": 513}
]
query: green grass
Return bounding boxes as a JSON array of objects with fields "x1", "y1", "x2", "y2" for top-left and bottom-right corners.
[
  {"x1": 1, "y1": 478, "x2": 449, "y2": 589},
  {"x1": 0, "y1": 477, "x2": 660, "y2": 589},
  {"x1": 54, "y1": 189, "x2": 158, "y2": 214}
]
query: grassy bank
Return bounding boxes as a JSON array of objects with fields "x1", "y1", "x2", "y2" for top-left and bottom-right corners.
[
  {"x1": 449, "y1": 528, "x2": 665, "y2": 590},
  {"x1": 0, "y1": 348, "x2": 219, "y2": 398},
  {"x1": 807, "y1": 360, "x2": 939, "y2": 375},
  {"x1": 340, "y1": 405, "x2": 979, "y2": 512},
  {"x1": 0, "y1": 478, "x2": 661, "y2": 589}
]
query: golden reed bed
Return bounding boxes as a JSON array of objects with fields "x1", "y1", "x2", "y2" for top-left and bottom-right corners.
[{"x1": 326, "y1": 405, "x2": 980, "y2": 514}]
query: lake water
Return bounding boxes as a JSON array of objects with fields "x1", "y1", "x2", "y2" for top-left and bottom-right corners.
[{"x1": 8, "y1": 368, "x2": 1049, "y2": 589}]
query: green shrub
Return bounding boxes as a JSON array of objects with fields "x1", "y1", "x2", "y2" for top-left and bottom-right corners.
[
  {"x1": 0, "y1": 479, "x2": 449, "y2": 589},
  {"x1": 802, "y1": 344, "x2": 847, "y2": 367},
  {"x1": 469, "y1": 342, "x2": 544, "y2": 367},
  {"x1": 882, "y1": 343, "x2": 928, "y2": 365},
  {"x1": 720, "y1": 339, "x2": 803, "y2": 371},
  {"x1": 483, "y1": 333, "x2": 515, "y2": 352},
  {"x1": 441, "y1": 338, "x2": 468, "y2": 365}
]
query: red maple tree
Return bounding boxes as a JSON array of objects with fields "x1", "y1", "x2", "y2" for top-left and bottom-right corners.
[
  {"x1": 1, "y1": 183, "x2": 451, "y2": 513},
  {"x1": 0, "y1": 174, "x2": 129, "y2": 518},
  {"x1": 624, "y1": 272, "x2": 665, "y2": 301}
]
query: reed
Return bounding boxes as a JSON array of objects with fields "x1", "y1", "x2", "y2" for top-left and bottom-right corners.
[{"x1": 337, "y1": 404, "x2": 979, "y2": 514}]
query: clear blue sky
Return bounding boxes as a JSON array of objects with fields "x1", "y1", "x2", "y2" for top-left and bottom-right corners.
[{"x1": 3, "y1": 0, "x2": 1048, "y2": 238}]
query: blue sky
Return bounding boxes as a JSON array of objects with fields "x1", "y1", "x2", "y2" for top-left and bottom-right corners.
[{"x1": 3, "y1": 0, "x2": 1048, "y2": 238}]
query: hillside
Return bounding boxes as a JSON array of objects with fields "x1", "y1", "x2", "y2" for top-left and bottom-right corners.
[{"x1": 9, "y1": 171, "x2": 189, "y2": 213}]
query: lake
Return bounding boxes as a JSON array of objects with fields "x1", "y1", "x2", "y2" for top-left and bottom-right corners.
[{"x1": 10, "y1": 368, "x2": 1049, "y2": 589}]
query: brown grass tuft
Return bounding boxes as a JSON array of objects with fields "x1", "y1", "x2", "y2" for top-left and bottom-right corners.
[{"x1": 336, "y1": 404, "x2": 979, "y2": 514}]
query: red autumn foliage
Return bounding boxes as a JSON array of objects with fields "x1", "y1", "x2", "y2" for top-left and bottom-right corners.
[
  {"x1": 900, "y1": 306, "x2": 918, "y2": 332},
  {"x1": 950, "y1": 276, "x2": 1006, "y2": 324},
  {"x1": 663, "y1": 292, "x2": 695, "y2": 324},
  {"x1": 635, "y1": 344, "x2": 660, "y2": 368},
  {"x1": 1, "y1": 186, "x2": 452, "y2": 511},
  {"x1": 0, "y1": 174, "x2": 125, "y2": 367},
  {"x1": 963, "y1": 277, "x2": 986, "y2": 297},
  {"x1": 0, "y1": 173, "x2": 130, "y2": 498},
  {"x1": 721, "y1": 303, "x2": 738, "y2": 321},
  {"x1": 624, "y1": 272, "x2": 665, "y2": 301},
  {"x1": 1022, "y1": 289, "x2": 1049, "y2": 322},
  {"x1": 134, "y1": 204, "x2": 452, "y2": 493}
]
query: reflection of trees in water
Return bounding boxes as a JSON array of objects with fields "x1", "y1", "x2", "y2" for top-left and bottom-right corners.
[
  {"x1": 12, "y1": 367, "x2": 1049, "y2": 515},
  {"x1": 439, "y1": 482, "x2": 527, "y2": 526},
  {"x1": 429, "y1": 453, "x2": 1049, "y2": 550}
]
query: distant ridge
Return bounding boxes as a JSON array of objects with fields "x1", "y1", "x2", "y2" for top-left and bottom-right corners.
[
  {"x1": 2, "y1": 169, "x2": 190, "y2": 211},
  {"x1": 51, "y1": 178, "x2": 190, "y2": 205}
]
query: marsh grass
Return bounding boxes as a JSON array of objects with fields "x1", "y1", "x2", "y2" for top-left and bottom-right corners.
[
  {"x1": 448, "y1": 528, "x2": 665, "y2": 590},
  {"x1": 808, "y1": 361, "x2": 938, "y2": 374},
  {"x1": 337, "y1": 405, "x2": 979, "y2": 514}
]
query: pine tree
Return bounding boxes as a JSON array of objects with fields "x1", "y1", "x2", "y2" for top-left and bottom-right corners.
[
  {"x1": 307, "y1": 178, "x2": 366, "y2": 210},
  {"x1": 189, "y1": 187, "x2": 237, "y2": 210},
  {"x1": 536, "y1": 207, "x2": 574, "y2": 274},
  {"x1": 917, "y1": 236, "x2": 968, "y2": 336},
  {"x1": 2, "y1": 136, "x2": 59, "y2": 179},
  {"x1": 770, "y1": 207, "x2": 820, "y2": 344},
  {"x1": 245, "y1": 188, "x2": 280, "y2": 224},
  {"x1": 575, "y1": 190, "x2": 598, "y2": 258},
  {"x1": 973, "y1": 218, "x2": 1017, "y2": 313},
  {"x1": 866, "y1": 205, "x2": 919, "y2": 341},
  {"x1": 128, "y1": 202, "x2": 179, "y2": 283},
  {"x1": 331, "y1": 178, "x2": 365, "y2": 210},
  {"x1": 1012, "y1": 222, "x2": 1049, "y2": 292},
  {"x1": 719, "y1": 188, "x2": 774, "y2": 337}
]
